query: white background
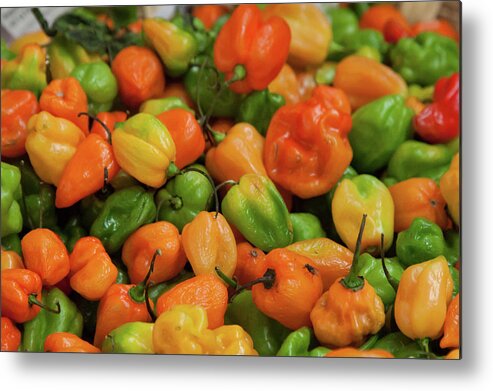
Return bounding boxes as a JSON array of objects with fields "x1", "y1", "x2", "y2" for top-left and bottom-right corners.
[{"x1": 1, "y1": 0, "x2": 492, "y2": 389}]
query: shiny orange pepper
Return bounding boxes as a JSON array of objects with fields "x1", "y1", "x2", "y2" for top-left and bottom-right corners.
[
  {"x1": 1, "y1": 248, "x2": 24, "y2": 271},
  {"x1": 325, "y1": 348, "x2": 394, "y2": 358},
  {"x1": 234, "y1": 242, "x2": 266, "y2": 286},
  {"x1": 440, "y1": 294, "x2": 460, "y2": 349},
  {"x1": 1, "y1": 317, "x2": 21, "y2": 352},
  {"x1": 389, "y1": 178, "x2": 449, "y2": 232},
  {"x1": 394, "y1": 255, "x2": 454, "y2": 340},
  {"x1": 206, "y1": 122, "x2": 266, "y2": 184},
  {"x1": 440, "y1": 153, "x2": 460, "y2": 226},
  {"x1": 156, "y1": 108, "x2": 205, "y2": 169},
  {"x1": 334, "y1": 55, "x2": 407, "y2": 110},
  {"x1": 182, "y1": 211, "x2": 237, "y2": 278},
  {"x1": 21, "y1": 228, "x2": 70, "y2": 286},
  {"x1": 268, "y1": 64, "x2": 301, "y2": 105},
  {"x1": 69, "y1": 237, "x2": 118, "y2": 301},
  {"x1": 111, "y1": 46, "x2": 165, "y2": 110},
  {"x1": 44, "y1": 332, "x2": 101, "y2": 353},
  {"x1": 444, "y1": 348, "x2": 460, "y2": 359},
  {"x1": 411, "y1": 20, "x2": 459, "y2": 42},
  {"x1": 1, "y1": 89, "x2": 39, "y2": 158},
  {"x1": 39, "y1": 77, "x2": 89, "y2": 135},
  {"x1": 122, "y1": 221, "x2": 187, "y2": 285},
  {"x1": 213, "y1": 4, "x2": 291, "y2": 94},
  {"x1": 90, "y1": 111, "x2": 127, "y2": 139},
  {"x1": 155, "y1": 274, "x2": 228, "y2": 329},
  {"x1": 359, "y1": 4, "x2": 409, "y2": 33},
  {"x1": 251, "y1": 248, "x2": 324, "y2": 330},
  {"x1": 192, "y1": 4, "x2": 229, "y2": 30},
  {"x1": 264, "y1": 85, "x2": 353, "y2": 199}
]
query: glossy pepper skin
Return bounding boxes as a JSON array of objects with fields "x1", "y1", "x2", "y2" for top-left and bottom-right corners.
[
  {"x1": 143, "y1": 18, "x2": 198, "y2": 77},
  {"x1": 213, "y1": 4, "x2": 290, "y2": 94},
  {"x1": 156, "y1": 164, "x2": 213, "y2": 232},
  {"x1": 390, "y1": 32, "x2": 459, "y2": 86},
  {"x1": 101, "y1": 322, "x2": 154, "y2": 354},
  {"x1": 1, "y1": 162, "x2": 23, "y2": 238},
  {"x1": 222, "y1": 174, "x2": 293, "y2": 252},
  {"x1": 1, "y1": 317, "x2": 21, "y2": 352},
  {"x1": 44, "y1": 332, "x2": 100, "y2": 353},
  {"x1": 414, "y1": 73, "x2": 459, "y2": 144},
  {"x1": 394, "y1": 256, "x2": 453, "y2": 340},
  {"x1": 90, "y1": 186, "x2": 157, "y2": 254},
  {"x1": 290, "y1": 213, "x2": 326, "y2": 243},
  {"x1": 332, "y1": 175, "x2": 394, "y2": 254},
  {"x1": 140, "y1": 96, "x2": 192, "y2": 116},
  {"x1": 264, "y1": 85, "x2": 353, "y2": 199},
  {"x1": 153, "y1": 304, "x2": 258, "y2": 355},
  {"x1": 47, "y1": 36, "x2": 96, "y2": 80},
  {"x1": 1, "y1": 248, "x2": 24, "y2": 270},
  {"x1": 90, "y1": 111, "x2": 127, "y2": 139},
  {"x1": 268, "y1": 64, "x2": 301, "y2": 105},
  {"x1": 326, "y1": 7, "x2": 359, "y2": 46},
  {"x1": 71, "y1": 61, "x2": 118, "y2": 115},
  {"x1": 1, "y1": 44, "x2": 47, "y2": 98},
  {"x1": 440, "y1": 294, "x2": 459, "y2": 349},
  {"x1": 349, "y1": 94, "x2": 413, "y2": 173},
  {"x1": 326, "y1": 348, "x2": 394, "y2": 358},
  {"x1": 112, "y1": 113, "x2": 176, "y2": 188},
  {"x1": 276, "y1": 327, "x2": 330, "y2": 357},
  {"x1": 234, "y1": 242, "x2": 266, "y2": 286},
  {"x1": 440, "y1": 153, "x2": 460, "y2": 226},
  {"x1": 1, "y1": 89, "x2": 39, "y2": 158},
  {"x1": 25, "y1": 111, "x2": 86, "y2": 186}
]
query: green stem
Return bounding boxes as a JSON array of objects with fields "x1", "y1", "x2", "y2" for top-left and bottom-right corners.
[
  {"x1": 380, "y1": 233, "x2": 400, "y2": 291},
  {"x1": 417, "y1": 337, "x2": 430, "y2": 354},
  {"x1": 229, "y1": 268, "x2": 276, "y2": 302},
  {"x1": 129, "y1": 249, "x2": 162, "y2": 303},
  {"x1": 340, "y1": 214, "x2": 367, "y2": 291},
  {"x1": 144, "y1": 282, "x2": 157, "y2": 322},
  {"x1": 28, "y1": 294, "x2": 61, "y2": 314},
  {"x1": 31, "y1": 8, "x2": 57, "y2": 37},
  {"x1": 215, "y1": 266, "x2": 237, "y2": 289}
]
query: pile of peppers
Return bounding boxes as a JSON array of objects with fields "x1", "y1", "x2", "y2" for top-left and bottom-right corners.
[{"x1": 1, "y1": 3, "x2": 460, "y2": 359}]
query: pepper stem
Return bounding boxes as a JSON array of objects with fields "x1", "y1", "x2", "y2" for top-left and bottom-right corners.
[
  {"x1": 380, "y1": 233, "x2": 400, "y2": 291},
  {"x1": 79, "y1": 112, "x2": 113, "y2": 144},
  {"x1": 32, "y1": 8, "x2": 57, "y2": 37},
  {"x1": 214, "y1": 266, "x2": 237, "y2": 289},
  {"x1": 129, "y1": 249, "x2": 162, "y2": 303},
  {"x1": 28, "y1": 294, "x2": 61, "y2": 314},
  {"x1": 340, "y1": 214, "x2": 367, "y2": 291},
  {"x1": 229, "y1": 268, "x2": 276, "y2": 302},
  {"x1": 144, "y1": 283, "x2": 157, "y2": 322},
  {"x1": 166, "y1": 162, "x2": 180, "y2": 179}
]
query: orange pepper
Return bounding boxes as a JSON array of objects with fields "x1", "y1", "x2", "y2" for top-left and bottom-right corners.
[
  {"x1": 111, "y1": 46, "x2": 165, "y2": 110},
  {"x1": 268, "y1": 64, "x2": 301, "y2": 105},
  {"x1": 122, "y1": 221, "x2": 187, "y2": 285},
  {"x1": 389, "y1": 178, "x2": 449, "y2": 232},
  {"x1": 1, "y1": 317, "x2": 21, "y2": 352},
  {"x1": 333, "y1": 55, "x2": 407, "y2": 110},
  {"x1": 156, "y1": 108, "x2": 205, "y2": 169},
  {"x1": 264, "y1": 85, "x2": 353, "y2": 199},
  {"x1": 325, "y1": 347, "x2": 394, "y2": 358},
  {"x1": 44, "y1": 332, "x2": 100, "y2": 353},
  {"x1": 296, "y1": 70, "x2": 317, "y2": 102},
  {"x1": 69, "y1": 237, "x2": 118, "y2": 301},
  {"x1": 440, "y1": 153, "x2": 460, "y2": 226},
  {"x1": 192, "y1": 5, "x2": 229, "y2": 30},
  {"x1": 206, "y1": 122, "x2": 267, "y2": 183},
  {"x1": 160, "y1": 82, "x2": 195, "y2": 110},
  {"x1": 128, "y1": 19, "x2": 143, "y2": 34},
  {"x1": 182, "y1": 211, "x2": 237, "y2": 278},
  {"x1": 251, "y1": 248, "x2": 323, "y2": 330},
  {"x1": 234, "y1": 242, "x2": 266, "y2": 286},
  {"x1": 155, "y1": 274, "x2": 228, "y2": 329},
  {"x1": 39, "y1": 77, "x2": 89, "y2": 135},
  {"x1": 21, "y1": 228, "x2": 70, "y2": 286},
  {"x1": 359, "y1": 4, "x2": 409, "y2": 33},
  {"x1": 411, "y1": 20, "x2": 459, "y2": 42},
  {"x1": 1, "y1": 248, "x2": 24, "y2": 271},
  {"x1": 440, "y1": 294, "x2": 460, "y2": 349},
  {"x1": 405, "y1": 95, "x2": 426, "y2": 115},
  {"x1": 90, "y1": 111, "x2": 127, "y2": 139},
  {"x1": 444, "y1": 348, "x2": 460, "y2": 360},
  {"x1": 1, "y1": 89, "x2": 39, "y2": 158}
]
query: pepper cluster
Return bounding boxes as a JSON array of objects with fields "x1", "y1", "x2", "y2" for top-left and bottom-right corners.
[{"x1": 1, "y1": 3, "x2": 459, "y2": 359}]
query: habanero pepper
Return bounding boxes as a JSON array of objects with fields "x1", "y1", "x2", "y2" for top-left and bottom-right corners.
[
  {"x1": 90, "y1": 111, "x2": 127, "y2": 139},
  {"x1": 234, "y1": 242, "x2": 266, "y2": 286},
  {"x1": 325, "y1": 347, "x2": 394, "y2": 358},
  {"x1": 44, "y1": 332, "x2": 100, "y2": 353},
  {"x1": 289, "y1": 213, "x2": 326, "y2": 243},
  {"x1": 268, "y1": 63, "x2": 301, "y2": 105},
  {"x1": 1, "y1": 162, "x2": 23, "y2": 238},
  {"x1": 411, "y1": 19, "x2": 459, "y2": 42},
  {"x1": 1, "y1": 247, "x2": 24, "y2": 270},
  {"x1": 101, "y1": 322, "x2": 154, "y2": 354},
  {"x1": 359, "y1": 4, "x2": 409, "y2": 33},
  {"x1": 440, "y1": 293, "x2": 460, "y2": 349},
  {"x1": 192, "y1": 5, "x2": 229, "y2": 30},
  {"x1": 276, "y1": 326, "x2": 330, "y2": 357},
  {"x1": 1, "y1": 317, "x2": 21, "y2": 352},
  {"x1": 440, "y1": 153, "x2": 460, "y2": 226},
  {"x1": 140, "y1": 96, "x2": 192, "y2": 116}
]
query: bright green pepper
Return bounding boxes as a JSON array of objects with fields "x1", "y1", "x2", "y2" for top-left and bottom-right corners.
[
  {"x1": 221, "y1": 174, "x2": 293, "y2": 252},
  {"x1": 71, "y1": 60, "x2": 118, "y2": 115},
  {"x1": 101, "y1": 322, "x2": 154, "y2": 354},
  {"x1": 326, "y1": 7, "x2": 359, "y2": 45},
  {"x1": 315, "y1": 62, "x2": 337, "y2": 85},
  {"x1": 22, "y1": 287, "x2": 83, "y2": 352},
  {"x1": 47, "y1": 35, "x2": 96, "y2": 80},
  {"x1": 290, "y1": 213, "x2": 326, "y2": 243},
  {"x1": 80, "y1": 194, "x2": 107, "y2": 230},
  {"x1": 276, "y1": 327, "x2": 330, "y2": 357},
  {"x1": 1, "y1": 234, "x2": 22, "y2": 256},
  {"x1": 225, "y1": 290, "x2": 291, "y2": 356},
  {"x1": 390, "y1": 32, "x2": 459, "y2": 86},
  {"x1": 236, "y1": 89, "x2": 285, "y2": 136},
  {"x1": 90, "y1": 186, "x2": 157, "y2": 254},
  {"x1": 155, "y1": 164, "x2": 213, "y2": 232},
  {"x1": 328, "y1": 29, "x2": 387, "y2": 61},
  {"x1": 139, "y1": 96, "x2": 193, "y2": 116},
  {"x1": 1, "y1": 162, "x2": 23, "y2": 238},
  {"x1": 350, "y1": 95, "x2": 413, "y2": 174},
  {"x1": 1, "y1": 38, "x2": 16, "y2": 60},
  {"x1": 356, "y1": 254, "x2": 404, "y2": 308}
]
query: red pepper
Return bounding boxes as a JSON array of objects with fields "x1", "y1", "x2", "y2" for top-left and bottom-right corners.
[
  {"x1": 90, "y1": 111, "x2": 127, "y2": 139},
  {"x1": 213, "y1": 4, "x2": 291, "y2": 94},
  {"x1": 414, "y1": 72, "x2": 459, "y2": 144},
  {"x1": 383, "y1": 19, "x2": 411, "y2": 43}
]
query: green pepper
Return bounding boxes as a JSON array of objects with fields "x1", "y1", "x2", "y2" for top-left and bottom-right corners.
[
  {"x1": 373, "y1": 332, "x2": 420, "y2": 357},
  {"x1": 449, "y1": 265, "x2": 459, "y2": 298},
  {"x1": 139, "y1": 96, "x2": 193, "y2": 116},
  {"x1": 1, "y1": 162, "x2": 23, "y2": 238},
  {"x1": 356, "y1": 254, "x2": 404, "y2": 308},
  {"x1": 71, "y1": 292, "x2": 99, "y2": 343},
  {"x1": 101, "y1": 322, "x2": 154, "y2": 354},
  {"x1": 355, "y1": 45, "x2": 382, "y2": 62},
  {"x1": 63, "y1": 216, "x2": 87, "y2": 253},
  {"x1": 147, "y1": 270, "x2": 194, "y2": 306},
  {"x1": 80, "y1": 194, "x2": 107, "y2": 230},
  {"x1": 350, "y1": 95, "x2": 413, "y2": 174},
  {"x1": 155, "y1": 164, "x2": 213, "y2": 232},
  {"x1": 396, "y1": 217, "x2": 458, "y2": 267},
  {"x1": 315, "y1": 62, "x2": 337, "y2": 85},
  {"x1": 71, "y1": 60, "x2": 118, "y2": 115},
  {"x1": 276, "y1": 327, "x2": 330, "y2": 357},
  {"x1": 290, "y1": 213, "x2": 326, "y2": 243},
  {"x1": 1, "y1": 234, "x2": 22, "y2": 256},
  {"x1": 328, "y1": 29, "x2": 387, "y2": 61},
  {"x1": 390, "y1": 32, "x2": 459, "y2": 86},
  {"x1": 47, "y1": 35, "x2": 96, "y2": 80},
  {"x1": 108, "y1": 170, "x2": 140, "y2": 191},
  {"x1": 326, "y1": 7, "x2": 359, "y2": 45},
  {"x1": 90, "y1": 186, "x2": 157, "y2": 254},
  {"x1": 225, "y1": 290, "x2": 291, "y2": 356},
  {"x1": 22, "y1": 287, "x2": 83, "y2": 352},
  {"x1": 184, "y1": 56, "x2": 243, "y2": 118},
  {"x1": 1, "y1": 38, "x2": 16, "y2": 60},
  {"x1": 387, "y1": 140, "x2": 455, "y2": 182},
  {"x1": 221, "y1": 174, "x2": 293, "y2": 252},
  {"x1": 236, "y1": 89, "x2": 285, "y2": 136}
]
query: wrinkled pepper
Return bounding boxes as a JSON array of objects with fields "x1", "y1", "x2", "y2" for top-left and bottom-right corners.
[
  {"x1": 325, "y1": 347, "x2": 394, "y2": 358},
  {"x1": 234, "y1": 242, "x2": 266, "y2": 286},
  {"x1": 101, "y1": 322, "x2": 154, "y2": 354},
  {"x1": 440, "y1": 293, "x2": 459, "y2": 349},
  {"x1": 139, "y1": 96, "x2": 191, "y2": 116},
  {"x1": 276, "y1": 326, "x2": 330, "y2": 357},
  {"x1": 268, "y1": 63, "x2": 301, "y2": 105},
  {"x1": 1, "y1": 317, "x2": 21, "y2": 352},
  {"x1": 440, "y1": 153, "x2": 460, "y2": 226},
  {"x1": 1, "y1": 162, "x2": 23, "y2": 238},
  {"x1": 290, "y1": 213, "x2": 326, "y2": 243},
  {"x1": 44, "y1": 332, "x2": 100, "y2": 353}
]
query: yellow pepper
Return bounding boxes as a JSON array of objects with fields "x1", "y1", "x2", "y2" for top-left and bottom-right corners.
[
  {"x1": 25, "y1": 111, "x2": 86, "y2": 186},
  {"x1": 394, "y1": 255, "x2": 454, "y2": 340},
  {"x1": 152, "y1": 304, "x2": 258, "y2": 355},
  {"x1": 10, "y1": 30, "x2": 50, "y2": 55},
  {"x1": 332, "y1": 174, "x2": 394, "y2": 254},
  {"x1": 440, "y1": 153, "x2": 459, "y2": 226},
  {"x1": 112, "y1": 113, "x2": 177, "y2": 188}
]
